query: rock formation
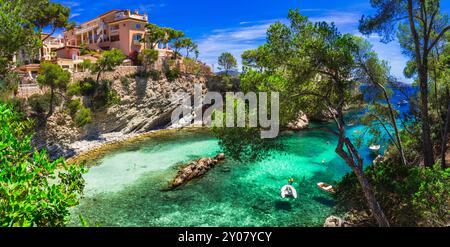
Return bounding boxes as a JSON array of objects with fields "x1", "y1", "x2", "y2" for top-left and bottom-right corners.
[
  {"x1": 32, "y1": 70, "x2": 210, "y2": 159},
  {"x1": 286, "y1": 111, "x2": 309, "y2": 130},
  {"x1": 170, "y1": 153, "x2": 225, "y2": 189},
  {"x1": 323, "y1": 216, "x2": 351, "y2": 227}
]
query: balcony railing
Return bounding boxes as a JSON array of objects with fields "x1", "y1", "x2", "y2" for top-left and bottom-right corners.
[{"x1": 75, "y1": 24, "x2": 99, "y2": 35}]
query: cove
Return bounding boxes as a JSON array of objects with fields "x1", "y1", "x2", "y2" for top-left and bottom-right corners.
[
  {"x1": 68, "y1": 86, "x2": 414, "y2": 226},
  {"x1": 68, "y1": 124, "x2": 376, "y2": 227}
]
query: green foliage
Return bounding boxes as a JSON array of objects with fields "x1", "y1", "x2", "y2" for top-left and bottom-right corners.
[
  {"x1": 91, "y1": 49, "x2": 125, "y2": 77},
  {"x1": 211, "y1": 97, "x2": 282, "y2": 162},
  {"x1": 218, "y1": 52, "x2": 237, "y2": 74},
  {"x1": 0, "y1": 72, "x2": 20, "y2": 100},
  {"x1": 66, "y1": 98, "x2": 82, "y2": 117},
  {"x1": 74, "y1": 107, "x2": 92, "y2": 127},
  {"x1": 120, "y1": 76, "x2": 131, "y2": 91},
  {"x1": 65, "y1": 98, "x2": 91, "y2": 127},
  {"x1": 80, "y1": 59, "x2": 92, "y2": 71},
  {"x1": 139, "y1": 49, "x2": 159, "y2": 70},
  {"x1": 28, "y1": 93, "x2": 61, "y2": 115},
  {"x1": 105, "y1": 89, "x2": 121, "y2": 107},
  {"x1": 0, "y1": 103, "x2": 87, "y2": 226},
  {"x1": 335, "y1": 160, "x2": 450, "y2": 226},
  {"x1": 165, "y1": 68, "x2": 180, "y2": 82},
  {"x1": 148, "y1": 70, "x2": 162, "y2": 81},
  {"x1": 68, "y1": 78, "x2": 96, "y2": 97},
  {"x1": 37, "y1": 62, "x2": 71, "y2": 91}
]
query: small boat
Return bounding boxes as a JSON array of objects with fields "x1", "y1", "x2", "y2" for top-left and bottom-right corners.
[
  {"x1": 347, "y1": 122, "x2": 355, "y2": 127},
  {"x1": 397, "y1": 99, "x2": 408, "y2": 106},
  {"x1": 369, "y1": 144, "x2": 381, "y2": 151},
  {"x1": 280, "y1": 185, "x2": 297, "y2": 199},
  {"x1": 317, "y1": 182, "x2": 336, "y2": 193}
]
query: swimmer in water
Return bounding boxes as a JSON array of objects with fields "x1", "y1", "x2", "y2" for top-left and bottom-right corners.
[{"x1": 322, "y1": 159, "x2": 326, "y2": 164}]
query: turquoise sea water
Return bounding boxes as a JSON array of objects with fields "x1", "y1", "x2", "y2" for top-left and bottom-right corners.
[
  {"x1": 68, "y1": 126, "x2": 374, "y2": 227},
  {"x1": 69, "y1": 86, "x2": 416, "y2": 226}
]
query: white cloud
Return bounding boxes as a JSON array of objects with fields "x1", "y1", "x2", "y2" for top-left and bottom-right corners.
[
  {"x1": 70, "y1": 13, "x2": 81, "y2": 18},
  {"x1": 197, "y1": 10, "x2": 411, "y2": 82},
  {"x1": 197, "y1": 21, "x2": 275, "y2": 72}
]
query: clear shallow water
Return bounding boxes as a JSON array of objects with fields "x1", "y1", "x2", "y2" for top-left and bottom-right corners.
[
  {"x1": 68, "y1": 86, "x2": 416, "y2": 227},
  {"x1": 69, "y1": 129, "x2": 359, "y2": 227}
]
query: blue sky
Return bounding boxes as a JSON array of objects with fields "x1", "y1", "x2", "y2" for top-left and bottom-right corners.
[{"x1": 55, "y1": 0, "x2": 450, "y2": 83}]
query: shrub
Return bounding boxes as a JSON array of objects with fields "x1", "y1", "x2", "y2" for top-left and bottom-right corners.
[
  {"x1": 0, "y1": 103, "x2": 86, "y2": 226},
  {"x1": 120, "y1": 76, "x2": 130, "y2": 88},
  {"x1": 68, "y1": 78, "x2": 95, "y2": 97},
  {"x1": 165, "y1": 68, "x2": 180, "y2": 82},
  {"x1": 106, "y1": 89, "x2": 121, "y2": 107},
  {"x1": 28, "y1": 93, "x2": 61, "y2": 115},
  {"x1": 148, "y1": 70, "x2": 161, "y2": 81},
  {"x1": 66, "y1": 98, "x2": 82, "y2": 117},
  {"x1": 74, "y1": 107, "x2": 92, "y2": 127},
  {"x1": 335, "y1": 160, "x2": 450, "y2": 226}
]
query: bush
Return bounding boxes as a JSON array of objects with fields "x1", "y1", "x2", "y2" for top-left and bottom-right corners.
[
  {"x1": 68, "y1": 78, "x2": 95, "y2": 97},
  {"x1": 66, "y1": 98, "x2": 82, "y2": 117},
  {"x1": 0, "y1": 103, "x2": 86, "y2": 226},
  {"x1": 120, "y1": 76, "x2": 130, "y2": 88},
  {"x1": 335, "y1": 160, "x2": 450, "y2": 226},
  {"x1": 106, "y1": 89, "x2": 121, "y2": 107},
  {"x1": 148, "y1": 70, "x2": 161, "y2": 81},
  {"x1": 74, "y1": 107, "x2": 92, "y2": 127},
  {"x1": 28, "y1": 93, "x2": 61, "y2": 115},
  {"x1": 165, "y1": 68, "x2": 180, "y2": 82}
]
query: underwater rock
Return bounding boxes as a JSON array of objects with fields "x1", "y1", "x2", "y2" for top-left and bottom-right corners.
[
  {"x1": 170, "y1": 153, "x2": 226, "y2": 189},
  {"x1": 323, "y1": 216, "x2": 351, "y2": 227}
]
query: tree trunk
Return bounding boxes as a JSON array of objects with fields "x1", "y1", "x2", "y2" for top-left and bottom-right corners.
[
  {"x1": 46, "y1": 87, "x2": 55, "y2": 120},
  {"x1": 379, "y1": 84, "x2": 407, "y2": 166},
  {"x1": 419, "y1": 65, "x2": 435, "y2": 167},
  {"x1": 334, "y1": 135, "x2": 390, "y2": 227},
  {"x1": 352, "y1": 164, "x2": 390, "y2": 227},
  {"x1": 407, "y1": 0, "x2": 434, "y2": 167},
  {"x1": 441, "y1": 101, "x2": 450, "y2": 168},
  {"x1": 333, "y1": 81, "x2": 389, "y2": 227}
]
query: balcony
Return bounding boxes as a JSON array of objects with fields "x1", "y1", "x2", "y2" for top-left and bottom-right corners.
[{"x1": 75, "y1": 24, "x2": 99, "y2": 35}]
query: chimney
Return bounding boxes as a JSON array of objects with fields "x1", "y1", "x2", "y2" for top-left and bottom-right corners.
[{"x1": 134, "y1": 10, "x2": 139, "y2": 15}]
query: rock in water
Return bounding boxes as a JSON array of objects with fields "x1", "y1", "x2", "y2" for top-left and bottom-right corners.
[
  {"x1": 170, "y1": 153, "x2": 225, "y2": 188},
  {"x1": 323, "y1": 216, "x2": 351, "y2": 227}
]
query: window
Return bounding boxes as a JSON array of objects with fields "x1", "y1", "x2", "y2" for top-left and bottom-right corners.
[
  {"x1": 110, "y1": 25, "x2": 119, "y2": 31},
  {"x1": 133, "y1": 34, "x2": 142, "y2": 41},
  {"x1": 111, "y1": 35, "x2": 120, "y2": 42},
  {"x1": 135, "y1": 24, "x2": 141, "y2": 29}
]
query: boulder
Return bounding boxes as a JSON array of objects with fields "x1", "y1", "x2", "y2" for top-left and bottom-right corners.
[
  {"x1": 170, "y1": 153, "x2": 226, "y2": 188},
  {"x1": 287, "y1": 111, "x2": 309, "y2": 130},
  {"x1": 323, "y1": 216, "x2": 351, "y2": 227}
]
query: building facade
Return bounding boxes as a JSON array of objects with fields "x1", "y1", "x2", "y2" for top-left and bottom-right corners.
[{"x1": 64, "y1": 9, "x2": 148, "y2": 56}]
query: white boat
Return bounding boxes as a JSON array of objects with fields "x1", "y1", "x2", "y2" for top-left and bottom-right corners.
[
  {"x1": 347, "y1": 122, "x2": 355, "y2": 127},
  {"x1": 280, "y1": 185, "x2": 297, "y2": 199},
  {"x1": 317, "y1": 182, "x2": 336, "y2": 193},
  {"x1": 369, "y1": 144, "x2": 381, "y2": 151}
]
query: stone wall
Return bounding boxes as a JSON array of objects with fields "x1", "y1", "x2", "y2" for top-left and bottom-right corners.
[{"x1": 72, "y1": 66, "x2": 139, "y2": 82}]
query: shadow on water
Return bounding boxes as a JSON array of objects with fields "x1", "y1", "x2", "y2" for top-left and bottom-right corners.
[
  {"x1": 312, "y1": 196, "x2": 335, "y2": 207},
  {"x1": 274, "y1": 201, "x2": 292, "y2": 211}
]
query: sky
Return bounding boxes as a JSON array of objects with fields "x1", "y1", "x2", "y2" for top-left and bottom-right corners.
[{"x1": 55, "y1": 0, "x2": 450, "y2": 83}]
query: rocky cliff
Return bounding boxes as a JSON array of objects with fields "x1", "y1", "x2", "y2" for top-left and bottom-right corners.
[{"x1": 33, "y1": 71, "x2": 210, "y2": 159}]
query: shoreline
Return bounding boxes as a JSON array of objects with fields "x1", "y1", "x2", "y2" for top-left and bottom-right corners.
[{"x1": 66, "y1": 126, "x2": 206, "y2": 165}]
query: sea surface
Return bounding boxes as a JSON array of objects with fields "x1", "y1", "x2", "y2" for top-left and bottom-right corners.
[{"x1": 69, "y1": 85, "x2": 416, "y2": 226}]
